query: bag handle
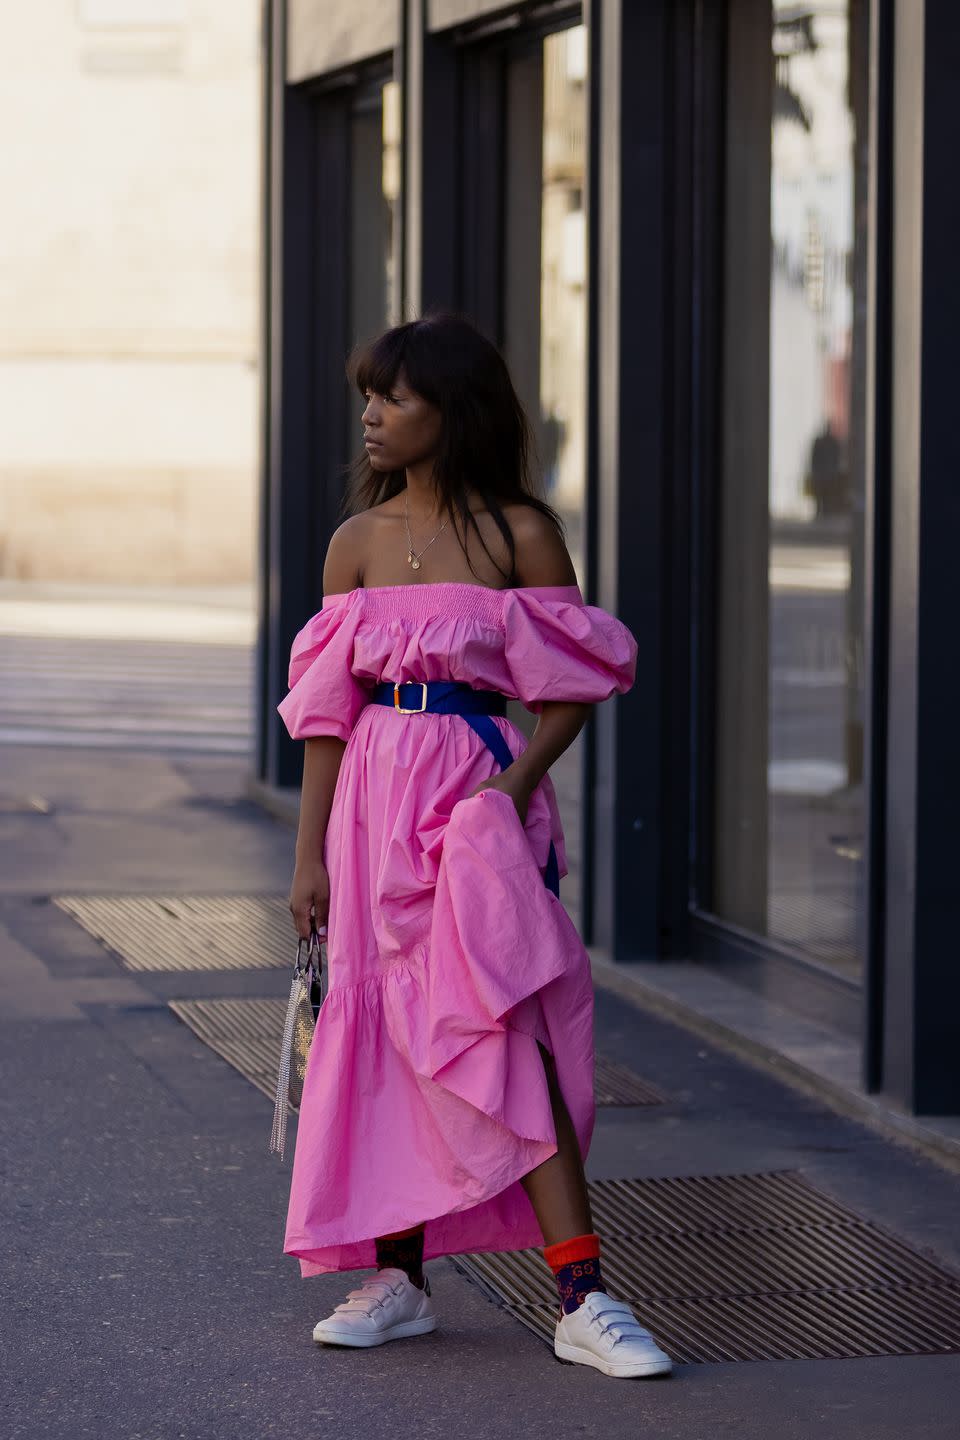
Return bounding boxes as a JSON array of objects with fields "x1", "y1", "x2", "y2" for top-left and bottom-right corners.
[{"x1": 269, "y1": 924, "x2": 326, "y2": 1159}]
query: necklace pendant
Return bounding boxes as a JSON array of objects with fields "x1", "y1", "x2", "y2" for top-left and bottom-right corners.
[{"x1": 410, "y1": 557, "x2": 422, "y2": 570}]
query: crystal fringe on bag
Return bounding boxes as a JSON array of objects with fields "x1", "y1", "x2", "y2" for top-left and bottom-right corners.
[{"x1": 269, "y1": 925, "x2": 326, "y2": 1160}]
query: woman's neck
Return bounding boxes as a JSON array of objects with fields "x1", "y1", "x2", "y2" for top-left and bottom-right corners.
[{"x1": 402, "y1": 463, "x2": 483, "y2": 521}]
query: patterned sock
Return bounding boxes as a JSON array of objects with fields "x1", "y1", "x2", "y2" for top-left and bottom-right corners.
[
  {"x1": 375, "y1": 1226, "x2": 427, "y2": 1291},
  {"x1": 543, "y1": 1231, "x2": 607, "y2": 1317}
]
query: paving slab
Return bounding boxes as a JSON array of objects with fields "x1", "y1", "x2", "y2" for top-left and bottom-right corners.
[{"x1": 2, "y1": 745, "x2": 959, "y2": 1440}]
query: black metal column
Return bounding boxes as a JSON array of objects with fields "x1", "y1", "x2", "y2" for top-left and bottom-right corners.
[
  {"x1": 259, "y1": 1, "x2": 320, "y2": 790},
  {"x1": 254, "y1": 0, "x2": 275, "y2": 784},
  {"x1": 588, "y1": 0, "x2": 693, "y2": 962},
  {"x1": 882, "y1": 0, "x2": 960, "y2": 1114},
  {"x1": 258, "y1": 3, "x2": 350, "y2": 790}
]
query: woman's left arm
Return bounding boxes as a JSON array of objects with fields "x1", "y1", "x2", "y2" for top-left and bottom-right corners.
[
  {"x1": 477, "y1": 701, "x2": 591, "y2": 823},
  {"x1": 466, "y1": 508, "x2": 592, "y2": 823}
]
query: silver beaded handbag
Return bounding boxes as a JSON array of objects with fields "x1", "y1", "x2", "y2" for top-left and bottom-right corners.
[{"x1": 269, "y1": 924, "x2": 327, "y2": 1160}]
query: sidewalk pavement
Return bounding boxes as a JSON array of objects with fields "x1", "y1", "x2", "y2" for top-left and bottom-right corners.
[
  {"x1": 2, "y1": 741, "x2": 959, "y2": 1440},
  {"x1": 0, "y1": 580, "x2": 255, "y2": 644}
]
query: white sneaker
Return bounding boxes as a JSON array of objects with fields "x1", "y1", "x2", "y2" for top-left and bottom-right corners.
[
  {"x1": 312, "y1": 1267, "x2": 437, "y2": 1348},
  {"x1": 554, "y1": 1291, "x2": 673, "y2": 1378}
]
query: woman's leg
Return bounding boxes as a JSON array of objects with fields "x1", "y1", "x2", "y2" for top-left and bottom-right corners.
[
  {"x1": 518, "y1": 1048, "x2": 607, "y2": 1319},
  {"x1": 374, "y1": 1222, "x2": 427, "y2": 1290},
  {"x1": 519, "y1": 1042, "x2": 593, "y2": 1245},
  {"x1": 519, "y1": 1043, "x2": 610, "y2": 1319}
]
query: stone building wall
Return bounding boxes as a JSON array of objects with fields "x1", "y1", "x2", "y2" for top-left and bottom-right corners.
[{"x1": 0, "y1": 0, "x2": 259, "y2": 582}]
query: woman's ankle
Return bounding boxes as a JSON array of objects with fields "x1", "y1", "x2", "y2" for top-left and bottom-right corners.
[
  {"x1": 375, "y1": 1225, "x2": 426, "y2": 1289},
  {"x1": 543, "y1": 1231, "x2": 607, "y2": 1316}
]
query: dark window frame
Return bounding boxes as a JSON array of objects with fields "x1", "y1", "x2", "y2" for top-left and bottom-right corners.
[{"x1": 261, "y1": 49, "x2": 400, "y2": 790}]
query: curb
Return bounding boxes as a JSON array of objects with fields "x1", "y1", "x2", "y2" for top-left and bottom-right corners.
[{"x1": 588, "y1": 951, "x2": 960, "y2": 1178}]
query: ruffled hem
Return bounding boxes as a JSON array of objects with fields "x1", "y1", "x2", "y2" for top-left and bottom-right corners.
[{"x1": 283, "y1": 788, "x2": 595, "y2": 1275}]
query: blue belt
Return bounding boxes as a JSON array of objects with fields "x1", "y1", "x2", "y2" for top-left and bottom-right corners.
[{"x1": 370, "y1": 680, "x2": 560, "y2": 897}]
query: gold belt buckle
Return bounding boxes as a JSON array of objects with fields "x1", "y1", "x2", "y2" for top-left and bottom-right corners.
[{"x1": 394, "y1": 681, "x2": 428, "y2": 714}]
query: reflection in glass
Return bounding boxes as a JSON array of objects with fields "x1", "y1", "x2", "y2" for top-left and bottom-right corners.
[
  {"x1": 715, "y1": 2, "x2": 868, "y2": 978},
  {"x1": 540, "y1": 25, "x2": 588, "y2": 587},
  {"x1": 348, "y1": 78, "x2": 401, "y2": 438},
  {"x1": 540, "y1": 26, "x2": 588, "y2": 921}
]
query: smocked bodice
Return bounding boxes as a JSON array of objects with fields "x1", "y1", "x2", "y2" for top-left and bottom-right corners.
[{"x1": 277, "y1": 581, "x2": 637, "y2": 743}]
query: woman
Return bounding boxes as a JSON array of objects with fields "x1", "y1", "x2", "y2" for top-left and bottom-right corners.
[{"x1": 278, "y1": 310, "x2": 672, "y2": 1380}]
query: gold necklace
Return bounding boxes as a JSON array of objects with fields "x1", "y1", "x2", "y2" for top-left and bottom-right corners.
[{"x1": 404, "y1": 491, "x2": 449, "y2": 570}]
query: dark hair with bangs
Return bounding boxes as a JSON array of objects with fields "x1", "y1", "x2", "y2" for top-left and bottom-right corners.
[{"x1": 342, "y1": 308, "x2": 565, "y2": 588}]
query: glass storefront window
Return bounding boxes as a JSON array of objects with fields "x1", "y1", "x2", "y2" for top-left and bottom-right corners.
[
  {"x1": 713, "y1": 1, "x2": 869, "y2": 979},
  {"x1": 348, "y1": 77, "x2": 401, "y2": 436},
  {"x1": 350, "y1": 77, "x2": 401, "y2": 341},
  {"x1": 502, "y1": 24, "x2": 588, "y2": 921},
  {"x1": 503, "y1": 25, "x2": 588, "y2": 587},
  {"x1": 539, "y1": 25, "x2": 588, "y2": 588}
]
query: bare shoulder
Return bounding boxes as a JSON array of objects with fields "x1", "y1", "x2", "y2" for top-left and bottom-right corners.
[
  {"x1": 322, "y1": 513, "x2": 370, "y2": 596},
  {"x1": 504, "y1": 503, "x2": 578, "y2": 588}
]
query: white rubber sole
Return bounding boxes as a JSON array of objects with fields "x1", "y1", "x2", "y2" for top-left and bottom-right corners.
[
  {"x1": 554, "y1": 1339, "x2": 673, "y2": 1378},
  {"x1": 313, "y1": 1314, "x2": 437, "y2": 1348}
]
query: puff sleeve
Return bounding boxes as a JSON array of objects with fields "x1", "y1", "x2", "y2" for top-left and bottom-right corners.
[
  {"x1": 501, "y1": 585, "x2": 638, "y2": 713},
  {"x1": 276, "y1": 590, "x2": 370, "y2": 742}
]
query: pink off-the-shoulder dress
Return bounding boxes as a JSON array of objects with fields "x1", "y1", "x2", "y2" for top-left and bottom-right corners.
[{"x1": 276, "y1": 580, "x2": 637, "y2": 1276}]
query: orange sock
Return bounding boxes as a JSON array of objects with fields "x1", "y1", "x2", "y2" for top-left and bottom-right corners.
[
  {"x1": 543, "y1": 1231, "x2": 601, "y2": 1270},
  {"x1": 543, "y1": 1232, "x2": 606, "y2": 1315}
]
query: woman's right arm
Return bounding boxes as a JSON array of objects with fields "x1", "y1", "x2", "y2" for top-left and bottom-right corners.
[
  {"x1": 287, "y1": 514, "x2": 367, "y2": 940},
  {"x1": 288, "y1": 736, "x2": 345, "y2": 939}
]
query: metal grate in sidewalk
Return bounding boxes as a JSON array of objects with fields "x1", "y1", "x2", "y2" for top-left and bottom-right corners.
[
  {"x1": 169, "y1": 998, "x2": 286, "y2": 1100},
  {"x1": 165, "y1": 996, "x2": 665, "y2": 1111},
  {"x1": 54, "y1": 890, "x2": 672, "y2": 1101},
  {"x1": 593, "y1": 1055, "x2": 667, "y2": 1106},
  {"x1": 451, "y1": 1171, "x2": 960, "y2": 1362},
  {"x1": 54, "y1": 894, "x2": 292, "y2": 972},
  {"x1": 55, "y1": 897, "x2": 664, "y2": 1115}
]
